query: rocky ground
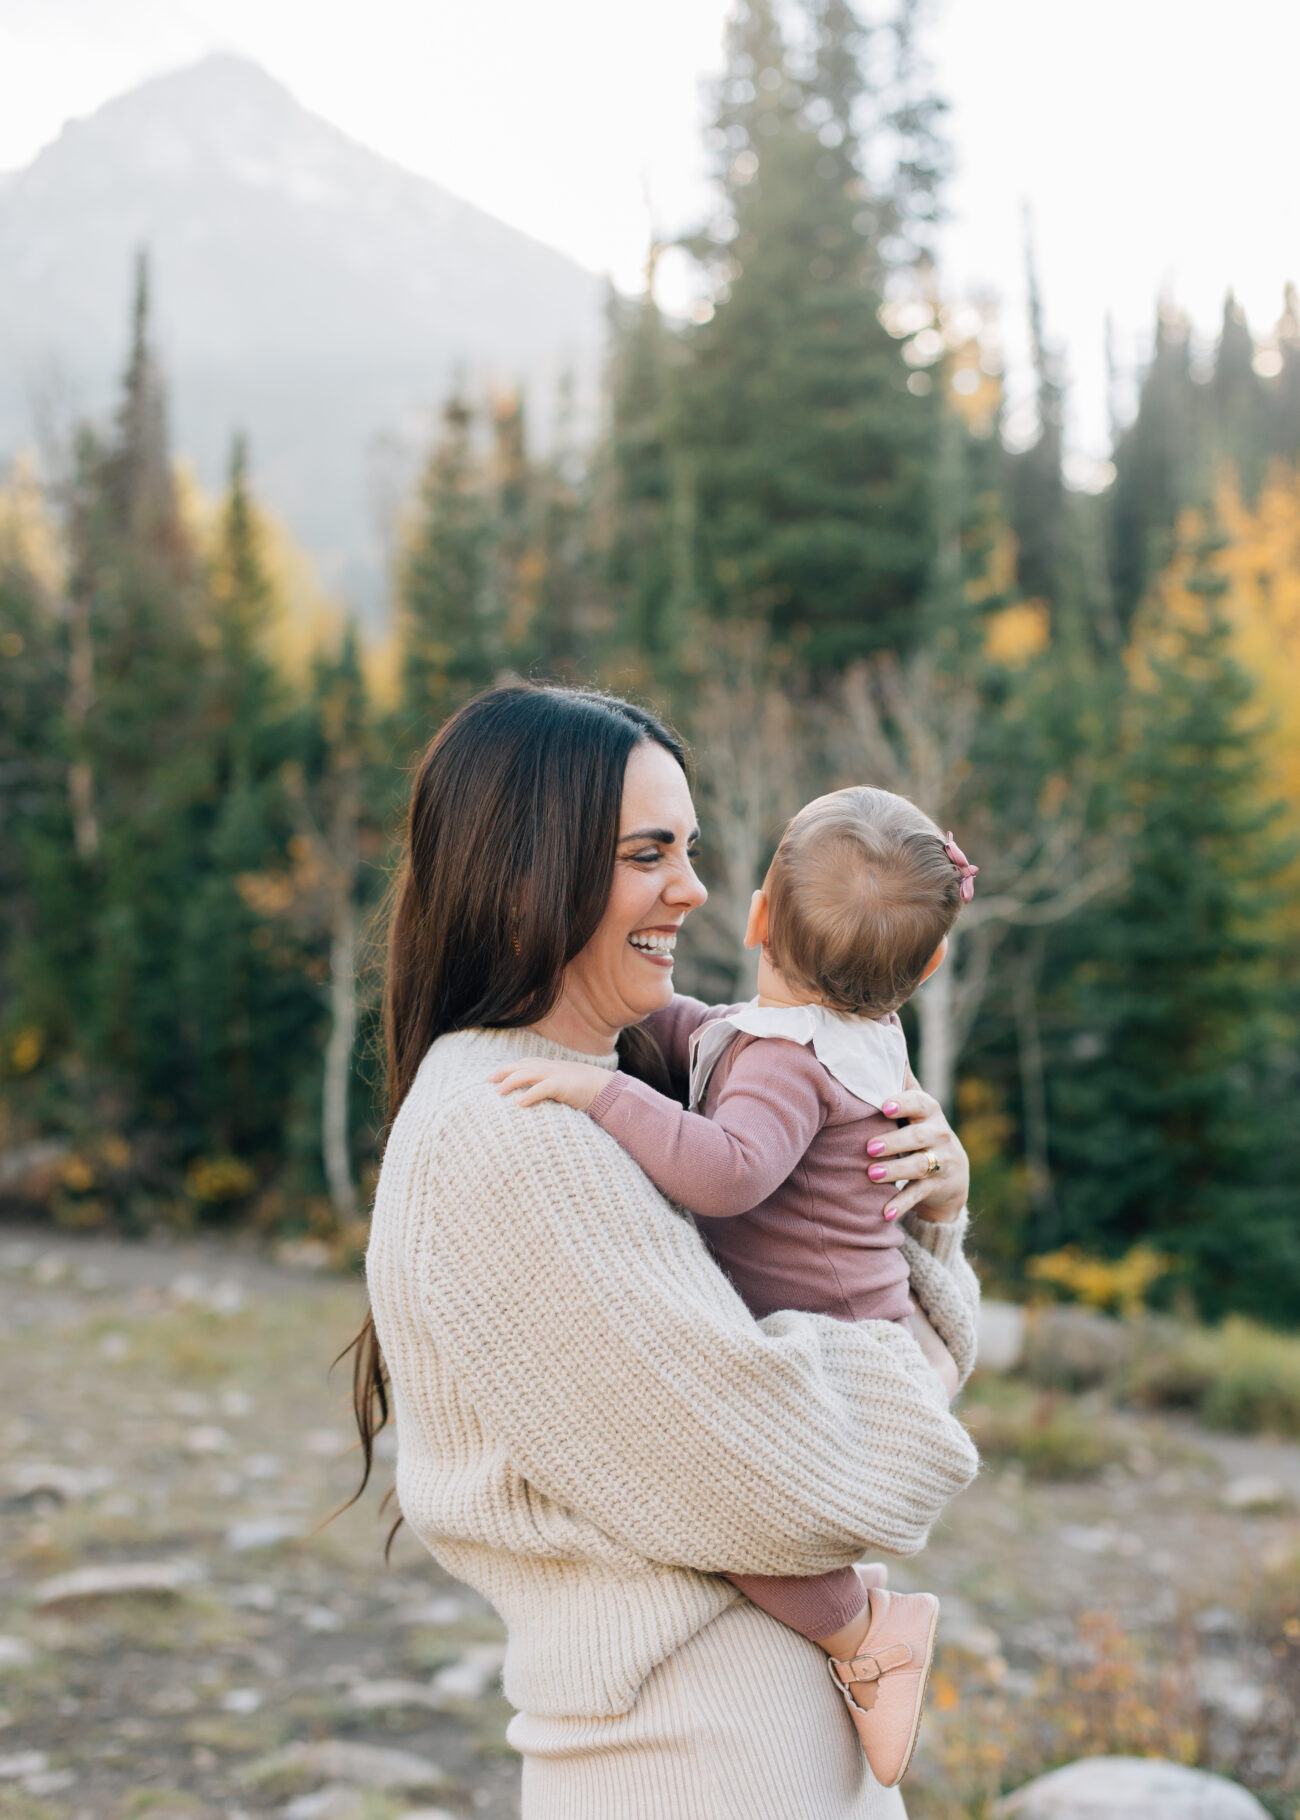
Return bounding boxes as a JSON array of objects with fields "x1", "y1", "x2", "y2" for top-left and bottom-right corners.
[{"x1": 1, "y1": 1228, "x2": 1296, "y2": 1820}]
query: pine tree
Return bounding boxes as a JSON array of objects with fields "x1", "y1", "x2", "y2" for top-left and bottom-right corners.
[
  {"x1": 1047, "y1": 525, "x2": 1297, "y2": 1319},
  {"x1": 527, "y1": 373, "x2": 592, "y2": 681},
  {"x1": 1211, "y1": 291, "x2": 1267, "y2": 498},
  {"x1": 1006, "y1": 230, "x2": 1066, "y2": 608},
  {"x1": 0, "y1": 481, "x2": 67, "y2": 1052},
  {"x1": 674, "y1": 0, "x2": 940, "y2": 670},
  {"x1": 1270, "y1": 283, "x2": 1300, "y2": 468},
  {"x1": 102, "y1": 250, "x2": 184, "y2": 561},
  {"x1": 398, "y1": 390, "x2": 499, "y2": 744},
  {"x1": 600, "y1": 271, "x2": 678, "y2": 672},
  {"x1": 207, "y1": 435, "x2": 281, "y2": 776},
  {"x1": 175, "y1": 436, "x2": 311, "y2": 1161},
  {"x1": 1108, "y1": 303, "x2": 1200, "y2": 626}
]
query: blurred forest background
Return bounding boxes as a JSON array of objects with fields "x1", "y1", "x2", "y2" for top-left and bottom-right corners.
[{"x1": 2, "y1": 0, "x2": 1298, "y2": 1326}]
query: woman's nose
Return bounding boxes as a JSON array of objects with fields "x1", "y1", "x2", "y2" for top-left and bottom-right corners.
[{"x1": 667, "y1": 858, "x2": 708, "y2": 911}]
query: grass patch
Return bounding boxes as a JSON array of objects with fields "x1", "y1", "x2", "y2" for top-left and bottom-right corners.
[
  {"x1": 0, "y1": 1798, "x2": 65, "y2": 1820},
  {"x1": 961, "y1": 1381, "x2": 1126, "y2": 1479},
  {"x1": 1125, "y1": 1316, "x2": 1300, "y2": 1436},
  {"x1": 34, "y1": 1591, "x2": 243, "y2": 1656},
  {"x1": 183, "y1": 1710, "x2": 288, "y2": 1754}
]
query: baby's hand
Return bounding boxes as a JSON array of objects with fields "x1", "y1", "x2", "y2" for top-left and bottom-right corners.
[{"x1": 490, "y1": 1058, "x2": 611, "y2": 1111}]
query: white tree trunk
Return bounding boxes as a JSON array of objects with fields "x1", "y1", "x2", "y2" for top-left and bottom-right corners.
[
  {"x1": 916, "y1": 953, "x2": 957, "y2": 1111},
  {"x1": 322, "y1": 895, "x2": 357, "y2": 1220},
  {"x1": 66, "y1": 593, "x2": 99, "y2": 859}
]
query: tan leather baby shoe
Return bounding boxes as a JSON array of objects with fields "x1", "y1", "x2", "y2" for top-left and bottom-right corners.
[{"x1": 827, "y1": 1587, "x2": 940, "y2": 1787}]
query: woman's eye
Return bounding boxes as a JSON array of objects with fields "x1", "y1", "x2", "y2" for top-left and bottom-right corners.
[{"x1": 628, "y1": 849, "x2": 662, "y2": 865}]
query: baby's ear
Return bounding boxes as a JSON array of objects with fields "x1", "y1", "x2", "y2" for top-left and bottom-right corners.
[
  {"x1": 917, "y1": 935, "x2": 949, "y2": 985},
  {"x1": 744, "y1": 889, "x2": 769, "y2": 950}
]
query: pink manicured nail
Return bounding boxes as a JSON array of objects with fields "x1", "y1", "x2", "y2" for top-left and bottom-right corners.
[
  {"x1": 884, "y1": 1207, "x2": 898, "y2": 1221},
  {"x1": 867, "y1": 1139, "x2": 886, "y2": 1157},
  {"x1": 881, "y1": 1101, "x2": 899, "y2": 1117},
  {"x1": 868, "y1": 1164, "x2": 888, "y2": 1181}
]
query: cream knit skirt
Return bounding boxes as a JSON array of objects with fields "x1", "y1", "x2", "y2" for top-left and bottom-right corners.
[{"x1": 508, "y1": 1598, "x2": 909, "y2": 1820}]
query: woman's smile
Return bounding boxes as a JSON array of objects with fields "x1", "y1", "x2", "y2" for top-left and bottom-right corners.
[{"x1": 628, "y1": 925, "x2": 680, "y2": 964}]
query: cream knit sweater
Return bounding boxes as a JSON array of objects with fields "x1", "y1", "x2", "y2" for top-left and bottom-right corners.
[{"x1": 366, "y1": 1025, "x2": 980, "y2": 1721}]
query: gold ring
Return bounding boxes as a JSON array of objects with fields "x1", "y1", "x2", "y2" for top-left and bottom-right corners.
[{"x1": 924, "y1": 1150, "x2": 941, "y2": 1176}]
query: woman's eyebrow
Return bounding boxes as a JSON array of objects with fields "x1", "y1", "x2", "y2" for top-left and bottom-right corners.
[{"x1": 618, "y1": 826, "x2": 701, "y2": 845}]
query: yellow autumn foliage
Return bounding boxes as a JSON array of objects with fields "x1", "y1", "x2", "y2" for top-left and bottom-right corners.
[
  {"x1": 178, "y1": 461, "x2": 348, "y2": 683},
  {"x1": 1026, "y1": 1244, "x2": 1172, "y2": 1317},
  {"x1": 984, "y1": 598, "x2": 1051, "y2": 668},
  {"x1": 0, "y1": 453, "x2": 64, "y2": 594}
]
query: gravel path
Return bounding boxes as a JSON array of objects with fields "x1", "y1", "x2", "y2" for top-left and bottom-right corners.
[{"x1": 1, "y1": 1226, "x2": 1296, "y2": 1818}]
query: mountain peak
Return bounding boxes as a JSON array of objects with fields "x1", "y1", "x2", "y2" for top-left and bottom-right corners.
[{"x1": 0, "y1": 52, "x2": 603, "y2": 617}]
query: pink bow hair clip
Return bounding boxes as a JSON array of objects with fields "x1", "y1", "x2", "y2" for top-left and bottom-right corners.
[{"x1": 944, "y1": 832, "x2": 979, "y2": 904}]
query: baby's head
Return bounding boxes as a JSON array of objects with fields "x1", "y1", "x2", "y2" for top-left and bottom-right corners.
[{"x1": 751, "y1": 787, "x2": 972, "y2": 1017}]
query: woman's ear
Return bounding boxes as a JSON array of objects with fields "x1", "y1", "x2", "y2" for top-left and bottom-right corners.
[
  {"x1": 917, "y1": 936, "x2": 948, "y2": 985},
  {"x1": 743, "y1": 889, "x2": 769, "y2": 951}
]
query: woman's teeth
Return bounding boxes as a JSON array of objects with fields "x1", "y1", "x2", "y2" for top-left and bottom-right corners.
[{"x1": 629, "y1": 933, "x2": 676, "y2": 955}]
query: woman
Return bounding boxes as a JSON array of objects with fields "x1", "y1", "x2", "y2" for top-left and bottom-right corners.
[{"x1": 353, "y1": 684, "x2": 979, "y2": 1818}]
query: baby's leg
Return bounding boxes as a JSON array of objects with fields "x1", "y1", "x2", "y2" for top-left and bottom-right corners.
[
  {"x1": 906, "y1": 1300, "x2": 959, "y2": 1402},
  {"x1": 726, "y1": 1567, "x2": 941, "y2": 1787},
  {"x1": 723, "y1": 1565, "x2": 871, "y2": 1646}
]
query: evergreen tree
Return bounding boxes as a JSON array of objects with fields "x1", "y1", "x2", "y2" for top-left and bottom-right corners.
[
  {"x1": 1006, "y1": 231, "x2": 1066, "y2": 608},
  {"x1": 1046, "y1": 526, "x2": 1297, "y2": 1319},
  {"x1": 1211, "y1": 291, "x2": 1267, "y2": 497},
  {"x1": 527, "y1": 373, "x2": 592, "y2": 681},
  {"x1": 102, "y1": 250, "x2": 184, "y2": 561},
  {"x1": 0, "y1": 496, "x2": 66, "y2": 1053},
  {"x1": 1270, "y1": 283, "x2": 1300, "y2": 468},
  {"x1": 176, "y1": 436, "x2": 310, "y2": 1162},
  {"x1": 1108, "y1": 303, "x2": 1200, "y2": 625},
  {"x1": 601, "y1": 271, "x2": 678, "y2": 671},
  {"x1": 398, "y1": 390, "x2": 499, "y2": 744},
  {"x1": 675, "y1": 0, "x2": 940, "y2": 669}
]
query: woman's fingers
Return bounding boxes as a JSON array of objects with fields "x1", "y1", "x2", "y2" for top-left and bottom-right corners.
[
  {"x1": 880, "y1": 1086, "x2": 941, "y2": 1124},
  {"x1": 882, "y1": 1179, "x2": 927, "y2": 1221},
  {"x1": 871, "y1": 1149, "x2": 931, "y2": 1184},
  {"x1": 867, "y1": 1117, "x2": 949, "y2": 1161}
]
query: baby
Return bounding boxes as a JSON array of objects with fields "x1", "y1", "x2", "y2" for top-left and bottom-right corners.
[{"x1": 492, "y1": 785, "x2": 977, "y2": 1788}]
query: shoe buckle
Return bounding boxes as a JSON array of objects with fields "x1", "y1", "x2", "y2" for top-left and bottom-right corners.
[{"x1": 829, "y1": 1641, "x2": 914, "y2": 1689}]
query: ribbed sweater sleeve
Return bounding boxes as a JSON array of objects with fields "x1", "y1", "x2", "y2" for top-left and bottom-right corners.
[
  {"x1": 587, "y1": 1040, "x2": 828, "y2": 1219},
  {"x1": 405, "y1": 1081, "x2": 979, "y2": 1576}
]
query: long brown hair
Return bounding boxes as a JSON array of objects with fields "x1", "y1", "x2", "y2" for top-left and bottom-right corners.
[{"x1": 341, "y1": 683, "x2": 687, "y2": 1527}]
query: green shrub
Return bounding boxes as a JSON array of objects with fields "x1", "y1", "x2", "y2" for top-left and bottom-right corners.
[
  {"x1": 1126, "y1": 1315, "x2": 1300, "y2": 1436},
  {"x1": 961, "y1": 1382, "x2": 1125, "y2": 1478}
]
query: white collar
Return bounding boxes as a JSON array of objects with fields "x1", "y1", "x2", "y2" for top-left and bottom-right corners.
[{"x1": 688, "y1": 998, "x2": 909, "y2": 1112}]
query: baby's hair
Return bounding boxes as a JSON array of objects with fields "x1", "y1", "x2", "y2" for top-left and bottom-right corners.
[{"x1": 763, "y1": 787, "x2": 964, "y2": 1017}]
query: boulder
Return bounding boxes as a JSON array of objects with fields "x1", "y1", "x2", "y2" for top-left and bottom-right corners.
[
  {"x1": 1221, "y1": 1475, "x2": 1289, "y2": 1514},
  {"x1": 255, "y1": 1741, "x2": 446, "y2": 1795},
  {"x1": 32, "y1": 1560, "x2": 202, "y2": 1607},
  {"x1": 977, "y1": 1300, "x2": 1027, "y2": 1374},
  {"x1": 993, "y1": 1756, "x2": 1270, "y2": 1818}
]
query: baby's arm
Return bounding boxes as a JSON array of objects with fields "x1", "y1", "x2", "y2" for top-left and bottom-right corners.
[{"x1": 493, "y1": 1040, "x2": 828, "y2": 1220}]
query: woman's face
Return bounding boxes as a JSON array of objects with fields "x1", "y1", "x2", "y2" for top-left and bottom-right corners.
[{"x1": 560, "y1": 740, "x2": 707, "y2": 1045}]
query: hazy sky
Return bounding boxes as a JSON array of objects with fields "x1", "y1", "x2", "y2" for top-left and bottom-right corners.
[{"x1": 2, "y1": 0, "x2": 1298, "y2": 464}]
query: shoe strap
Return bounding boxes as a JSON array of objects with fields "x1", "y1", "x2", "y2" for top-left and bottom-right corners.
[{"x1": 828, "y1": 1641, "x2": 913, "y2": 1687}]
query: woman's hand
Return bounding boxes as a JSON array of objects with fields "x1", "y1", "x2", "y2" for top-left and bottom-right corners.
[
  {"x1": 866, "y1": 1069, "x2": 969, "y2": 1224},
  {"x1": 491, "y1": 1058, "x2": 612, "y2": 1112}
]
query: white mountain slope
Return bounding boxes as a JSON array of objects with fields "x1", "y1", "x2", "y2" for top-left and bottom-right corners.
[{"x1": 0, "y1": 54, "x2": 606, "y2": 615}]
